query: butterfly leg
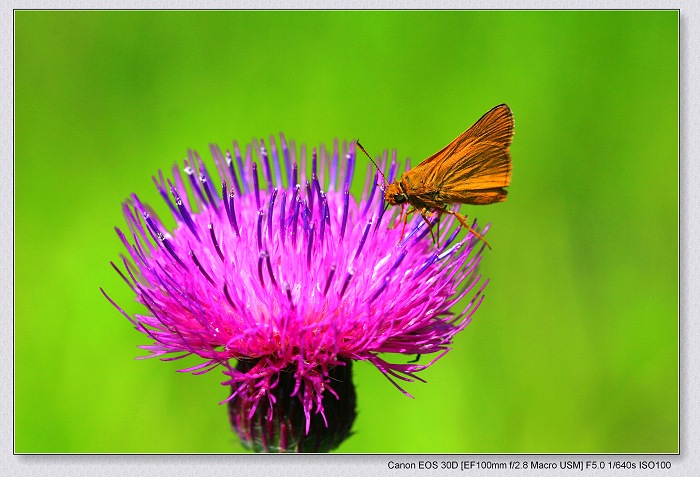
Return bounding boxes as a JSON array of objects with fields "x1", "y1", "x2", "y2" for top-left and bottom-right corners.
[
  {"x1": 399, "y1": 205, "x2": 413, "y2": 241},
  {"x1": 418, "y1": 208, "x2": 438, "y2": 245},
  {"x1": 435, "y1": 210, "x2": 443, "y2": 248},
  {"x1": 445, "y1": 209, "x2": 492, "y2": 250}
]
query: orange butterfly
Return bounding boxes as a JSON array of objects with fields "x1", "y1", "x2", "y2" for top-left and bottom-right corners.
[{"x1": 358, "y1": 104, "x2": 513, "y2": 249}]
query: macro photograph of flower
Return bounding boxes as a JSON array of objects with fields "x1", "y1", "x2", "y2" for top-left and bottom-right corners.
[{"x1": 14, "y1": 10, "x2": 677, "y2": 455}]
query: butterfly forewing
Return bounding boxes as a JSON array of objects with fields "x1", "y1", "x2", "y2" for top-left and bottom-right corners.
[{"x1": 404, "y1": 104, "x2": 513, "y2": 206}]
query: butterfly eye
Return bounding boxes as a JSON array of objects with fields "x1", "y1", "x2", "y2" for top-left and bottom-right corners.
[{"x1": 394, "y1": 194, "x2": 407, "y2": 204}]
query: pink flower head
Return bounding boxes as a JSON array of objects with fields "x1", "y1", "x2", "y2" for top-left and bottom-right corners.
[{"x1": 103, "y1": 135, "x2": 489, "y2": 452}]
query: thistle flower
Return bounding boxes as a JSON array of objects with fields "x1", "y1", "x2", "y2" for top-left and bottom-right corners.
[{"x1": 102, "y1": 134, "x2": 489, "y2": 452}]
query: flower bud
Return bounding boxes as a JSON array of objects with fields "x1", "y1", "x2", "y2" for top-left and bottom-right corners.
[{"x1": 229, "y1": 358, "x2": 356, "y2": 453}]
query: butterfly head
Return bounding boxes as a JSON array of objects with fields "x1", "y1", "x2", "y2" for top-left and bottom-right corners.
[{"x1": 385, "y1": 182, "x2": 408, "y2": 205}]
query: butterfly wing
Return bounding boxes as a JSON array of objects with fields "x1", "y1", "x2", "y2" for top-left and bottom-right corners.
[{"x1": 404, "y1": 104, "x2": 513, "y2": 206}]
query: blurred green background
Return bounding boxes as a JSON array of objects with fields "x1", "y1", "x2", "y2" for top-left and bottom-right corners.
[{"x1": 15, "y1": 11, "x2": 678, "y2": 453}]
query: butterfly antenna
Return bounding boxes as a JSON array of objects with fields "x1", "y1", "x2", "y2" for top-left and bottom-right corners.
[{"x1": 356, "y1": 140, "x2": 389, "y2": 188}]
